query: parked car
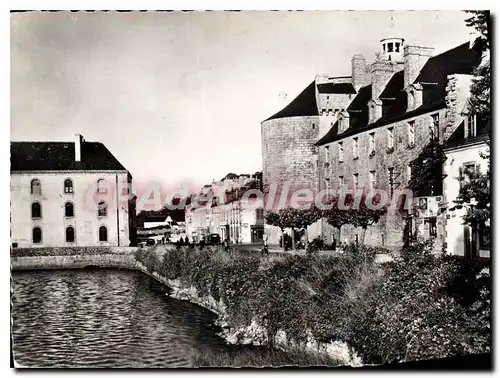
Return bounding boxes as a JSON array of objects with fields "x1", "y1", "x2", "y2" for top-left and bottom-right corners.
[{"x1": 208, "y1": 234, "x2": 221, "y2": 245}]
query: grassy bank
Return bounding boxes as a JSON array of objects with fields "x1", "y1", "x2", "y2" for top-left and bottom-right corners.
[
  {"x1": 136, "y1": 242, "x2": 490, "y2": 366},
  {"x1": 194, "y1": 345, "x2": 341, "y2": 368}
]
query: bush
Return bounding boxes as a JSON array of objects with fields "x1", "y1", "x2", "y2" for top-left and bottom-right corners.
[{"x1": 136, "y1": 242, "x2": 490, "y2": 365}]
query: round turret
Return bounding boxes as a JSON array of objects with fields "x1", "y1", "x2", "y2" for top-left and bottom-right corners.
[{"x1": 380, "y1": 37, "x2": 405, "y2": 62}]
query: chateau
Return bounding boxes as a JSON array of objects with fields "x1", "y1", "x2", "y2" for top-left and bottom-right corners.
[
  {"x1": 261, "y1": 36, "x2": 486, "y2": 251},
  {"x1": 10, "y1": 134, "x2": 136, "y2": 248}
]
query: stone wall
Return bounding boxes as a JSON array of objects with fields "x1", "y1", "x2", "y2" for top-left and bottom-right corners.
[
  {"x1": 318, "y1": 107, "x2": 450, "y2": 249},
  {"x1": 261, "y1": 116, "x2": 320, "y2": 196},
  {"x1": 11, "y1": 246, "x2": 139, "y2": 270}
]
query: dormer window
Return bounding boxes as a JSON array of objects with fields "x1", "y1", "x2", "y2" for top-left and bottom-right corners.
[
  {"x1": 408, "y1": 91, "x2": 415, "y2": 110},
  {"x1": 405, "y1": 83, "x2": 423, "y2": 112},
  {"x1": 466, "y1": 114, "x2": 477, "y2": 138}
]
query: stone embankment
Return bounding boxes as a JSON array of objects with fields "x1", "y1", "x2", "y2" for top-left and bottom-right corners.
[{"x1": 11, "y1": 245, "x2": 361, "y2": 366}]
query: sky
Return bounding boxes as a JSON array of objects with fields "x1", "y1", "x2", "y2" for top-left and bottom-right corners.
[{"x1": 11, "y1": 10, "x2": 475, "y2": 192}]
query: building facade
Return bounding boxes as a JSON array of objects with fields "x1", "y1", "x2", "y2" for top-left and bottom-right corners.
[
  {"x1": 10, "y1": 134, "x2": 136, "y2": 248},
  {"x1": 185, "y1": 173, "x2": 264, "y2": 244},
  {"x1": 262, "y1": 36, "x2": 484, "y2": 250},
  {"x1": 442, "y1": 120, "x2": 490, "y2": 257}
]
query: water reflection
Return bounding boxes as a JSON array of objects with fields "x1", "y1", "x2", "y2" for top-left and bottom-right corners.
[{"x1": 11, "y1": 269, "x2": 228, "y2": 368}]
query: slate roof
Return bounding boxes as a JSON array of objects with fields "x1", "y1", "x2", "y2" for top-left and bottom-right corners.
[
  {"x1": 316, "y1": 40, "x2": 483, "y2": 146},
  {"x1": 264, "y1": 81, "x2": 319, "y2": 122},
  {"x1": 317, "y1": 82, "x2": 356, "y2": 94},
  {"x1": 10, "y1": 141, "x2": 128, "y2": 172},
  {"x1": 443, "y1": 119, "x2": 491, "y2": 150}
]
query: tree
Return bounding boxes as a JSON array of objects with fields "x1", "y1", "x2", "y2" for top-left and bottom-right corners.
[
  {"x1": 464, "y1": 11, "x2": 491, "y2": 49},
  {"x1": 451, "y1": 149, "x2": 490, "y2": 258},
  {"x1": 265, "y1": 206, "x2": 322, "y2": 251},
  {"x1": 408, "y1": 139, "x2": 447, "y2": 197},
  {"x1": 464, "y1": 11, "x2": 491, "y2": 129}
]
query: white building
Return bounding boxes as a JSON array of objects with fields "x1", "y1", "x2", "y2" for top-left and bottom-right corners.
[
  {"x1": 10, "y1": 134, "x2": 136, "y2": 248},
  {"x1": 442, "y1": 119, "x2": 490, "y2": 257}
]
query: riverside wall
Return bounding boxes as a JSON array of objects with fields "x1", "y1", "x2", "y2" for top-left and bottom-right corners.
[{"x1": 10, "y1": 245, "x2": 361, "y2": 366}]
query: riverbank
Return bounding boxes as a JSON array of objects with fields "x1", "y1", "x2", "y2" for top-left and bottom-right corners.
[
  {"x1": 11, "y1": 243, "x2": 491, "y2": 367},
  {"x1": 134, "y1": 243, "x2": 491, "y2": 367}
]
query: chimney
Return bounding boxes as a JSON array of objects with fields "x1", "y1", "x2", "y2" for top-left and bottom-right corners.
[
  {"x1": 74, "y1": 133, "x2": 83, "y2": 162},
  {"x1": 403, "y1": 45, "x2": 434, "y2": 89},
  {"x1": 351, "y1": 54, "x2": 369, "y2": 91},
  {"x1": 370, "y1": 60, "x2": 399, "y2": 101}
]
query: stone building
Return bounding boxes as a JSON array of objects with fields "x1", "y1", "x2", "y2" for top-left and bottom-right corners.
[
  {"x1": 10, "y1": 134, "x2": 136, "y2": 248},
  {"x1": 261, "y1": 36, "x2": 484, "y2": 249},
  {"x1": 185, "y1": 174, "x2": 264, "y2": 244}
]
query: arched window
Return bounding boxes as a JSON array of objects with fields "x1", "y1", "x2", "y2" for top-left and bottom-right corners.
[
  {"x1": 65, "y1": 202, "x2": 74, "y2": 217},
  {"x1": 64, "y1": 179, "x2": 73, "y2": 194},
  {"x1": 97, "y1": 179, "x2": 108, "y2": 194},
  {"x1": 66, "y1": 226, "x2": 75, "y2": 243},
  {"x1": 408, "y1": 91, "x2": 415, "y2": 110},
  {"x1": 31, "y1": 179, "x2": 41, "y2": 195},
  {"x1": 99, "y1": 226, "x2": 108, "y2": 242},
  {"x1": 31, "y1": 202, "x2": 42, "y2": 218},
  {"x1": 32, "y1": 227, "x2": 42, "y2": 244},
  {"x1": 98, "y1": 201, "x2": 107, "y2": 217}
]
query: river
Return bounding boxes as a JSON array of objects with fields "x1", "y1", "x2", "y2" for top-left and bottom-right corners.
[{"x1": 11, "y1": 269, "x2": 242, "y2": 368}]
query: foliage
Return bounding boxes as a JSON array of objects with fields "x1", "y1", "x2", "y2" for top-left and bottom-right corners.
[
  {"x1": 464, "y1": 11, "x2": 491, "y2": 49},
  {"x1": 408, "y1": 139, "x2": 446, "y2": 197},
  {"x1": 451, "y1": 149, "x2": 490, "y2": 226},
  {"x1": 464, "y1": 11, "x2": 490, "y2": 131},
  {"x1": 136, "y1": 243, "x2": 490, "y2": 365}
]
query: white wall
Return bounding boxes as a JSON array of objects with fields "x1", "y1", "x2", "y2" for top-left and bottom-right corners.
[
  {"x1": 443, "y1": 142, "x2": 489, "y2": 256},
  {"x1": 11, "y1": 171, "x2": 131, "y2": 247}
]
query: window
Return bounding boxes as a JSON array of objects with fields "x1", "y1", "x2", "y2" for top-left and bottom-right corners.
[
  {"x1": 467, "y1": 114, "x2": 477, "y2": 138},
  {"x1": 64, "y1": 179, "x2": 73, "y2": 194},
  {"x1": 383, "y1": 43, "x2": 386, "y2": 53},
  {"x1": 408, "y1": 121, "x2": 415, "y2": 146},
  {"x1": 31, "y1": 179, "x2": 41, "y2": 195},
  {"x1": 387, "y1": 42, "x2": 393, "y2": 52},
  {"x1": 98, "y1": 201, "x2": 108, "y2": 217},
  {"x1": 387, "y1": 127, "x2": 394, "y2": 149},
  {"x1": 97, "y1": 179, "x2": 108, "y2": 194},
  {"x1": 338, "y1": 142, "x2": 344, "y2": 162},
  {"x1": 339, "y1": 176, "x2": 344, "y2": 187},
  {"x1": 369, "y1": 132, "x2": 375, "y2": 153},
  {"x1": 408, "y1": 91, "x2": 415, "y2": 110},
  {"x1": 312, "y1": 123, "x2": 315, "y2": 130},
  {"x1": 460, "y1": 163, "x2": 477, "y2": 185},
  {"x1": 407, "y1": 166, "x2": 412, "y2": 181},
  {"x1": 480, "y1": 224, "x2": 491, "y2": 250},
  {"x1": 353, "y1": 137, "x2": 359, "y2": 159},
  {"x1": 66, "y1": 226, "x2": 75, "y2": 243},
  {"x1": 325, "y1": 178, "x2": 330, "y2": 194},
  {"x1": 65, "y1": 202, "x2": 74, "y2": 217},
  {"x1": 369, "y1": 171, "x2": 376, "y2": 189},
  {"x1": 425, "y1": 217, "x2": 437, "y2": 238},
  {"x1": 324, "y1": 145, "x2": 330, "y2": 161},
  {"x1": 431, "y1": 114, "x2": 440, "y2": 140},
  {"x1": 99, "y1": 226, "x2": 108, "y2": 242},
  {"x1": 388, "y1": 167, "x2": 395, "y2": 195},
  {"x1": 32, "y1": 227, "x2": 42, "y2": 244},
  {"x1": 353, "y1": 173, "x2": 359, "y2": 188},
  {"x1": 31, "y1": 202, "x2": 42, "y2": 219},
  {"x1": 395, "y1": 42, "x2": 400, "y2": 52}
]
